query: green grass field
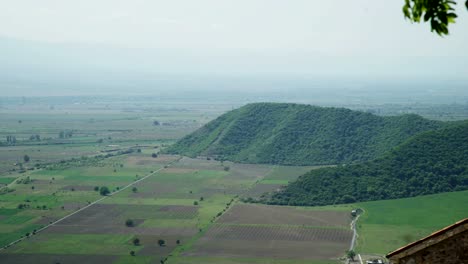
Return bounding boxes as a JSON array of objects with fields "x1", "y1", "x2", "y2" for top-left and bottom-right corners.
[{"x1": 355, "y1": 190, "x2": 468, "y2": 254}]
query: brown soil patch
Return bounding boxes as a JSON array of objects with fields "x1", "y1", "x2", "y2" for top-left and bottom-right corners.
[
  {"x1": 31, "y1": 180, "x2": 53, "y2": 185},
  {"x1": 46, "y1": 225, "x2": 198, "y2": 236},
  {"x1": 164, "y1": 167, "x2": 198, "y2": 174},
  {"x1": 185, "y1": 225, "x2": 352, "y2": 260},
  {"x1": 136, "y1": 235, "x2": 186, "y2": 256},
  {"x1": 0, "y1": 254, "x2": 118, "y2": 264},
  {"x1": 184, "y1": 238, "x2": 349, "y2": 260},
  {"x1": 130, "y1": 182, "x2": 178, "y2": 198},
  {"x1": 60, "y1": 185, "x2": 94, "y2": 191},
  {"x1": 61, "y1": 202, "x2": 88, "y2": 211},
  {"x1": 200, "y1": 187, "x2": 243, "y2": 196},
  {"x1": 218, "y1": 204, "x2": 351, "y2": 227},
  {"x1": 242, "y1": 184, "x2": 283, "y2": 198},
  {"x1": 126, "y1": 154, "x2": 179, "y2": 166},
  {"x1": 205, "y1": 224, "x2": 351, "y2": 242},
  {"x1": 42, "y1": 203, "x2": 198, "y2": 235},
  {"x1": 34, "y1": 216, "x2": 59, "y2": 225},
  {"x1": 227, "y1": 163, "x2": 273, "y2": 180},
  {"x1": 154, "y1": 154, "x2": 180, "y2": 162},
  {"x1": 176, "y1": 157, "x2": 225, "y2": 170},
  {"x1": 158, "y1": 205, "x2": 199, "y2": 218}
]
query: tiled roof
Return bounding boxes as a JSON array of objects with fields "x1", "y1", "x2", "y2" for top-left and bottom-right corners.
[{"x1": 386, "y1": 218, "x2": 468, "y2": 258}]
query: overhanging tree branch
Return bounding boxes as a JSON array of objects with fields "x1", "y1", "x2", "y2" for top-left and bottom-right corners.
[{"x1": 403, "y1": 0, "x2": 468, "y2": 35}]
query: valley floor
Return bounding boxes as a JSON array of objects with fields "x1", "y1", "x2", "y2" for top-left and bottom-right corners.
[
  {"x1": 0, "y1": 154, "x2": 351, "y2": 264},
  {"x1": 1, "y1": 152, "x2": 467, "y2": 263}
]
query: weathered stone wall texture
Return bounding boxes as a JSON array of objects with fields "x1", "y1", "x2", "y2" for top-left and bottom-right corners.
[{"x1": 397, "y1": 231, "x2": 468, "y2": 264}]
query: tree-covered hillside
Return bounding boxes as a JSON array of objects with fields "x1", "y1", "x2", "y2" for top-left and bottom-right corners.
[
  {"x1": 166, "y1": 103, "x2": 443, "y2": 165},
  {"x1": 264, "y1": 121, "x2": 468, "y2": 206}
]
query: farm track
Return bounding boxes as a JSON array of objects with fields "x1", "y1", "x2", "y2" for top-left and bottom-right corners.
[
  {"x1": 349, "y1": 210, "x2": 363, "y2": 251},
  {"x1": 0, "y1": 156, "x2": 181, "y2": 251}
]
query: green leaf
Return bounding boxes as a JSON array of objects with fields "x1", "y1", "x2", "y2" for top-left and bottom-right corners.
[
  {"x1": 403, "y1": 5, "x2": 411, "y2": 18},
  {"x1": 423, "y1": 12, "x2": 431, "y2": 22},
  {"x1": 447, "y1": 13, "x2": 457, "y2": 23},
  {"x1": 440, "y1": 13, "x2": 448, "y2": 25}
]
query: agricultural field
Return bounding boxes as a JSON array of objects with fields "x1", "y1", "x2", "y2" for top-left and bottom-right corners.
[
  {"x1": 354, "y1": 190, "x2": 468, "y2": 255},
  {"x1": 0, "y1": 154, "x2": 353, "y2": 264},
  {"x1": 0, "y1": 97, "x2": 231, "y2": 174},
  {"x1": 177, "y1": 204, "x2": 352, "y2": 263}
]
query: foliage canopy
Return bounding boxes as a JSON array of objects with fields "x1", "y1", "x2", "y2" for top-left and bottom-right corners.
[
  {"x1": 166, "y1": 103, "x2": 442, "y2": 166},
  {"x1": 265, "y1": 121, "x2": 468, "y2": 206},
  {"x1": 403, "y1": 0, "x2": 468, "y2": 35}
]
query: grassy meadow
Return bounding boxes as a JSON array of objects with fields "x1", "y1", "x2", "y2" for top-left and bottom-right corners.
[{"x1": 355, "y1": 190, "x2": 468, "y2": 255}]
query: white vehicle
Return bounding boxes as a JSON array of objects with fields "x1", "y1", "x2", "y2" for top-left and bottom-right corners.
[{"x1": 366, "y1": 260, "x2": 384, "y2": 264}]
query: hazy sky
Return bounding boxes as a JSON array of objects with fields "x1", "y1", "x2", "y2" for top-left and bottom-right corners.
[{"x1": 0, "y1": 0, "x2": 467, "y2": 96}]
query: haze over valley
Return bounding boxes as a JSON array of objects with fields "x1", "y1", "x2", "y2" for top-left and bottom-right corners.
[{"x1": 0, "y1": 1, "x2": 467, "y2": 264}]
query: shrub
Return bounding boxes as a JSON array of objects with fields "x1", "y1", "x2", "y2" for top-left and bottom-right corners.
[
  {"x1": 158, "y1": 239, "x2": 165, "y2": 246},
  {"x1": 126, "y1": 219, "x2": 134, "y2": 227},
  {"x1": 99, "y1": 186, "x2": 110, "y2": 196}
]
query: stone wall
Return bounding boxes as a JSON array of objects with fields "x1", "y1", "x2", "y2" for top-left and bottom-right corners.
[{"x1": 396, "y1": 231, "x2": 468, "y2": 264}]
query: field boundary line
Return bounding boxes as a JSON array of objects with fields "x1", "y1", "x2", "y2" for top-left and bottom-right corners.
[{"x1": 0, "y1": 156, "x2": 181, "y2": 251}]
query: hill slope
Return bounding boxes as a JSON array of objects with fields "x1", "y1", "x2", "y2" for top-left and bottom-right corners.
[
  {"x1": 166, "y1": 103, "x2": 442, "y2": 165},
  {"x1": 264, "y1": 121, "x2": 468, "y2": 206}
]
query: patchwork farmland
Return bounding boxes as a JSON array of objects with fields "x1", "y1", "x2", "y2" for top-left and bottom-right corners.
[
  {"x1": 0, "y1": 154, "x2": 352, "y2": 264},
  {"x1": 182, "y1": 204, "x2": 352, "y2": 261}
]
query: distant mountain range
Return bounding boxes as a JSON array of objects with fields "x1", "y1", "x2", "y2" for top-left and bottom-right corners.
[{"x1": 166, "y1": 103, "x2": 443, "y2": 165}]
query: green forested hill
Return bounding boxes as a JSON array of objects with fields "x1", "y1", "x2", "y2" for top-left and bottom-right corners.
[
  {"x1": 265, "y1": 121, "x2": 468, "y2": 206},
  {"x1": 166, "y1": 103, "x2": 443, "y2": 165}
]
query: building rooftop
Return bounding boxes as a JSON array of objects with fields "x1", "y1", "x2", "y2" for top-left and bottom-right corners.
[{"x1": 386, "y1": 218, "x2": 468, "y2": 259}]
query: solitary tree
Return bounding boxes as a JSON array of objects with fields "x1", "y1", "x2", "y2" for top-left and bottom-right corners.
[
  {"x1": 126, "y1": 219, "x2": 134, "y2": 227},
  {"x1": 346, "y1": 250, "x2": 356, "y2": 261},
  {"x1": 23, "y1": 155, "x2": 30, "y2": 163},
  {"x1": 151, "y1": 153, "x2": 158, "y2": 158},
  {"x1": 158, "y1": 239, "x2": 165, "y2": 247},
  {"x1": 133, "y1": 238, "x2": 140, "y2": 246},
  {"x1": 99, "y1": 186, "x2": 110, "y2": 196},
  {"x1": 130, "y1": 250, "x2": 135, "y2": 256},
  {"x1": 403, "y1": 0, "x2": 468, "y2": 35}
]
